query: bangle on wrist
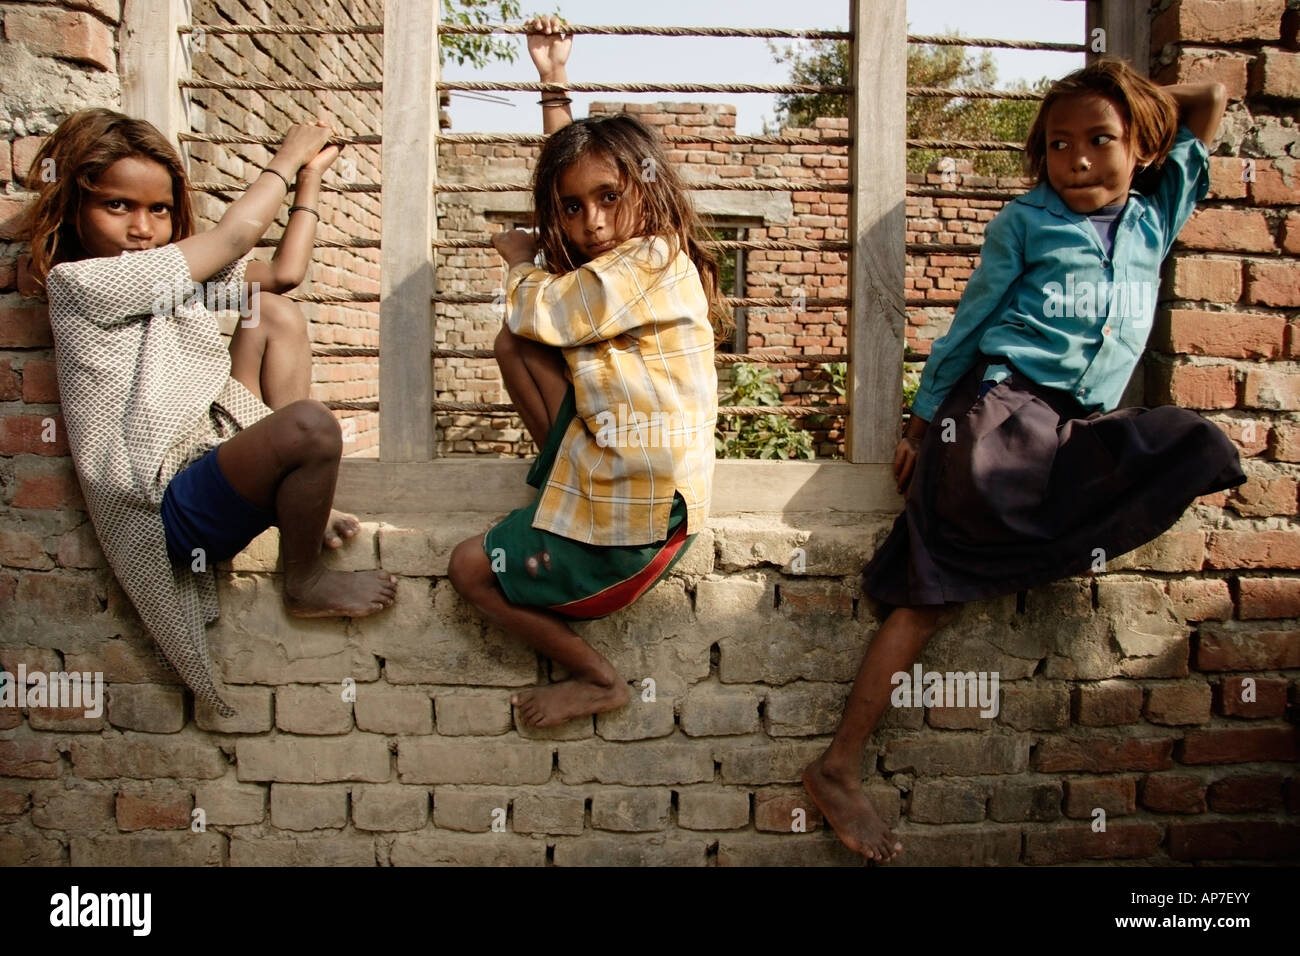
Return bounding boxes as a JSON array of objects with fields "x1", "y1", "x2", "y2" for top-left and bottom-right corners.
[
  {"x1": 538, "y1": 95, "x2": 572, "y2": 106},
  {"x1": 288, "y1": 205, "x2": 320, "y2": 220},
  {"x1": 261, "y1": 167, "x2": 293, "y2": 191}
]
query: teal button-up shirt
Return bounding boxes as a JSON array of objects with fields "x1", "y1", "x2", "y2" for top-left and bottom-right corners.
[{"x1": 911, "y1": 126, "x2": 1209, "y2": 422}]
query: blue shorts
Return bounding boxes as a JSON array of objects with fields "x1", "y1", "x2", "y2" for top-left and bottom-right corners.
[{"x1": 160, "y1": 447, "x2": 276, "y2": 566}]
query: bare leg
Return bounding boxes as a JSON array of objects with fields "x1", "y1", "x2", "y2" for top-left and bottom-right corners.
[
  {"x1": 229, "y1": 289, "x2": 358, "y2": 550},
  {"x1": 803, "y1": 605, "x2": 944, "y2": 862},
  {"x1": 447, "y1": 534, "x2": 629, "y2": 726},
  {"x1": 494, "y1": 322, "x2": 570, "y2": 447},
  {"x1": 214, "y1": 399, "x2": 397, "y2": 617}
]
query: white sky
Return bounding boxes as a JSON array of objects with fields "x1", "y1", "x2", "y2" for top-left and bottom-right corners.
[{"x1": 440, "y1": 0, "x2": 1086, "y2": 134}]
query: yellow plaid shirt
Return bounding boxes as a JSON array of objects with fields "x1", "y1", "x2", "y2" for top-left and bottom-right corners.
[{"x1": 506, "y1": 236, "x2": 717, "y2": 546}]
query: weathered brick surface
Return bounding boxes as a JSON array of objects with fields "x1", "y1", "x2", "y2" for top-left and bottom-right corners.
[
  {"x1": 679, "y1": 683, "x2": 760, "y2": 736},
  {"x1": 354, "y1": 684, "x2": 434, "y2": 735},
  {"x1": 399, "y1": 739, "x2": 551, "y2": 785},
  {"x1": 71, "y1": 734, "x2": 226, "y2": 780},
  {"x1": 987, "y1": 780, "x2": 1063, "y2": 823},
  {"x1": 432, "y1": 789, "x2": 510, "y2": 832},
  {"x1": 1177, "y1": 726, "x2": 1298, "y2": 764},
  {"x1": 71, "y1": 833, "x2": 225, "y2": 867},
  {"x1": 676, "y1": 787, "x2": 750, "y2": 830},
  {"x1": 909, "y1": 779, "x2": 989, "y2": 823},
  {"x1": 107, "y1": 684, "x2": 186, "y2": 733},
  {"x1": 195, "y1": 685, "x2": 274, "y2": 734},
  {"x1": 116, "y1": 786, "x2": 193, "y2": 831},
  {"x1": 1032, "y1": 736, "x2": 1175, "y2": 773},
  {"x1": 551, "y1": 834, "x2": 706, "y2": 866},
  {"x1": 276, "y1": 684, "x2": 354, "y2": 735},
  {"x1": 351, "y1": 784, "x2": 429, "y2": 831},
  {"x1": 231, "y1": 833, "x2": 376, "y2": 867},
  {"x1": 31, "y1": 789, "x2": 115, "y2": 830},
  {"x1": 1215, "y1": 675, "x2": 1289, "y2": 718},
  {"x1": 1063, "y1": 777, "x2": 1137, "y2": 818},
  {"x1": 1168, "y1": 821, "x2": 1300, "y2": 860},
  {"x1": 1074, "y1": 680, "x2": 1143, "y2": 726},
  {"x1": 1141, "y1": 774, "x2": 1208, "y2": 814},
  {"x1": 590, "y1": 787, "x2": 671, "y2": 832},
  {"x1": 237, "y1": 736, "x2": 390, "y2": 783},
  {"x1": 512, "y1": 789, "x2": 586, "y2": 835},
  {"x1": 390, "y1": 832, "x2": 545, "y2": 866},
  {"x1": 434, "y1": 689, "x2": 512, "y2": 736},
  {"x1": 1144, "y1": 681, "x2": 1213, "y2": 725},
  {"x1": 1207, "y1": 774, "x2": 1285, "y2": 812},
  {"x1": 270, "y1": 784, "x2": 349, "y2": 831},
  {"x1": 193, "y1": 780, "x2": 267, "y2": 826},
  {"x1": 1023, "y1": 824, "x2": 1162, "y2": 864}
]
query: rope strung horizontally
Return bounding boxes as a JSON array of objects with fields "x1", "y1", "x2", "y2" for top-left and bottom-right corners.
[
  {"x1": 256, "y1": 238, "x2": 380, "y2": 249},
  {"x1": 182, "y1": 79, "x2": 382, "y2": 92},
  {"x1": 440, "y1": 80, "x2": 854, "y2": 95},
  {"x1": 434, "y1": 180, "x2": 849, "y2": 193},
  {"x1": 431, "y1": 237, "x2": 849, "y2": 253},
  {"x1": 179, "y1": 132, "x2": 381, "y2": 147},
  {"x1": 191, "y1": 181, "x2": 380, "y2": 194},
  {"x1": 907, "y1": 186, "x2": 1029, "y2": 201},
  {"x1": 439, "y1": 132, "x2": 852, "y2": 147},
  {"x1": 909, "y1": 86, "x2": 1044, "y2": 101},
  {"x1": 908, "y1": 242, "x2": 984, "y2": 255},
  {"x1": 431, "y1": 293, "x2": 850, "y2": 309},
  {"x1": 324, "y1": 399, "x2": 847, "y2": 417},
  {"x1": 909, "y1": 139, "x2": 1023, "y2": 152},
  {"x1": 180, "y1": 22, "x2": 1082, "y2": 53},
  {"x1": 310, "y1": 346, "x2": 848, "y2": 366}
]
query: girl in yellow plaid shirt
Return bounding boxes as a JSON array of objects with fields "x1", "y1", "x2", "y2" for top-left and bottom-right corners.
[{"x1": 449, "y1": 18, "x2": 731, "y2": 727}]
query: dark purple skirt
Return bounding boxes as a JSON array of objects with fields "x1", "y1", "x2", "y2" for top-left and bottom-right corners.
[{"x1": 864, "y1": 359, "x2": 1245, "y2": 607}]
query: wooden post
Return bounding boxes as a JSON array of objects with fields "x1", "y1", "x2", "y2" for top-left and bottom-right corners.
[
  {"x1": 120, "y1": 0, "x2": 191, "y2": 152},
  {"x1": 379, "y1": 0, "x2": 438, "y2": 461},
  {"x1": 847, "y1": 0, "x2": 906, "y2": 463},
  {"x1": 1086, "y1": 0, "x2": 1152, "y2": 74}
]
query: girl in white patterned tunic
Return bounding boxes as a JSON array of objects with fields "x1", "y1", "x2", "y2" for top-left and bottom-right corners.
[{"x1": 21, "y1": 110, "x2": 396, "y2": 716}]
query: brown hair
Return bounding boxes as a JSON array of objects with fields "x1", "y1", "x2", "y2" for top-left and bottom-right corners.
[
  {"x1": 1023, "y1": 59, "x2": 1178, "y2": 189},
  {"x1": 531, "y1": 115, "x2": 733, "y2": 342},
  {"x1": 19, "y1": 108, "x2": 194, "y2": 293}
]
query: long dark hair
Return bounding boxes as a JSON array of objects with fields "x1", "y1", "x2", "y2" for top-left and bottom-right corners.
[
  {"x1": 532, "y1": 115, "x2": 733, "y2": 341},
  {"x1": 1023, "y1": 59, "x2": 1178, "y2": 191},
  {"x1": 20, "y1": 108, "x2": 195, "y2": 293}
]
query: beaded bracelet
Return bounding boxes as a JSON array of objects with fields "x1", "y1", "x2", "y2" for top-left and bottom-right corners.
[
  {"x1": 288, "y1": 205, "x2": 320, "y2": 220},
  {"x1": 261, "y1": 167, "x2": 293, "y2": 191}
]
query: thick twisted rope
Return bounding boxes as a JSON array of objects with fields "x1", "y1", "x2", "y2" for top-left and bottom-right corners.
[
  {"x1": 309, "y1": 347, "x2": 847, "y2": 365},
  {"x1": 324, "y1": 399, "x2": 845, "y2": 416}
]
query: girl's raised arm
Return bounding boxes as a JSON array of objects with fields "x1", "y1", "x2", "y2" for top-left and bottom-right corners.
[
  {"x1": 244, "y1": 129, "x2": 340, "y2": 293},
  {"x1": 176, "y1": 122, "x2": 334, "y2": 283},
  {"x1": 527, "y1": 15, "x2": 573, "y2": 135},
  {"x1": 1165, "y1": 82, "x2": 1228, "y2": 147}
]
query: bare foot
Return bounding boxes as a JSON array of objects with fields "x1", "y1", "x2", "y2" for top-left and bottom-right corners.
[
  {"x1": 284, "y1": 569, "x2": 398, "y2": 618},
  {"x1": 802, "y1": 752, "x2": 902, "y2": 862},
  {"x1": 511, "y1": 678, "x2": 629, "y2": 727},
  {"x1": 324, "y1": 509, "x2": 360, "y2": 550}
]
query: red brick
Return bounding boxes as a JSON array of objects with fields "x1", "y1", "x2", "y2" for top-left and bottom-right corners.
[
  {"x1": 1163, "y1": 52, "x2": 1250, "y2": 103},
  {"x1": 19, "y1": 359, "x2": 59, "y2": 404},
  {"x1": 1214, "y1": 416, "x2": 1269, "y2": 458},
  {"x1": 1206, "y1": 156, "x2": 1248, "y2": 199},
  {"x1": 1228, "y1": 474, "x2": 1298, "y2": 516},
  {"x1": 1177, "y1": 726, "x2": 1298, "y2": 764},
  {"x1": 754, "y1": 788, "x2": 822, "y2": 832},
  {"x1": 1023, "y1": 823, "x2": 1161, "y2": 864},
  {"x1": 2, "y1": 8, "x2": 115, "y2": 71},
  {"x1": 0, "y1": 198, "x2": 25, "y2": 240},
  {"x1": 0, "y1": 733, "x2": 62, "y2": 778},
  {"x1": 1281, "y1": 214, "x2": 1300, "y2": 254},
  {"x1": 1140, "y1": 774, "x2": 1207, "y2": 813},
  {"x1": 0, "y1": 307, "x2": 53, "y2": 348},
  {"x1": 10, "y1": 137, "x2": 43, "y2": 183},
  {"x1": 1154, "y1": 309, "x2": 1284, "y2": 359},
  {"x1": 1198, "y1": 622, "x2": 1300, "y2": 669},
  {"x1": 9, "y1": 456, "x2": 84, "y2": 510},
  {"x1": 56, "y1": 522, "x2": 106, "y2": 569},
  {"x1": 1168, "y1": 821, "x2": 1300, "y2": 860},
  {"x1": 1147, "y1": 362, "x2": 1237, "y2": 409},
  {"x1": 1244, "y1": 260, "x2": 1300, "y2": 307},
  {"x1": 1249, "y1": 48, "x2": 1300, "y2": 98},
  {"x1": 1073, "y1": 681, "x2": 1143, "y2": 726},
  {"x1": 1166, "y1": 579, "x2": 1233, "y2": 621},
  {"x1": 1238, "y1": 577, "x2": 1300, "y2": 619},
  {"x1": 0, "y1": 359, "x2": 19, "y2": 401},
  {"x1": 1207, "y1": 774, "x2": 1285, "y2": 812},
  {"x1": 1206, "y1": 531, "x2": 1300, "y2": 570},
  {"x1": 1244, "y1": 368, "x2": 1300, "y2": 410},
  {"x1": 1290, "y1": 319, "x2": 1300, "y2": 360},
  {"x1": 116, "y1": 790, "x2": 193, "y2": 831},
  {"x1": 0, "y1": 415, "x2": 70, "y2": 456},
  {"x1": 1246, "y1": 158, "x2": 1300, "y2": 206},
  {"x1": 1176, "y1": 208, "x2": 1275, "y2": 252},
  {"x1": 1063, "y1": 776, "x2": 1137, "y2": 818},
  {"x1": 0, "y1": 141, "x2": 11, "y2": 185},
  {"x1": 1033, "y1": 736, "x2": 1174, "y2": 773},
  {"x1": 1216, "y1": 676, "x2": 1289, "y2": 718},
  {"x1": 1145, "y1": 682, "x2": 1212, "y2": 726},
  {"x1": 1151, "y1": 0, "x2": 1284, "y2": 47},
  {"x1": 1274, "y1": 422, "x2": 1300, "y2": 461},
  {"x1": 1164, "y1": 256, "x2": 1242, "y2": 302}
]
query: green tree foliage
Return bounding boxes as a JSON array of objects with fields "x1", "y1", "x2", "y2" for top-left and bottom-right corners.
[
  {"x1": 440, "y1": 0, "x2": 523, "y2": 67},
  {"x1": 769, "y1": 36, "x2": 1048, "y2": 177}
]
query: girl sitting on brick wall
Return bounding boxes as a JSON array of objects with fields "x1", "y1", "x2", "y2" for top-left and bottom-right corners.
[
  {"x1": 804, "y1": 60, "x2": 1243, "y2": 862},
  {"x1": 449, "y1": 18, "x2": 730, "y2": 728},
  {"x1": 18, "y1": 110, "x2": 397, "y2": 717}
]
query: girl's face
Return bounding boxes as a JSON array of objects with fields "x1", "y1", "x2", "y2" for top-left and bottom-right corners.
[
  {"x1": 77, "y1": 155, "x2": 175, "y2": 257},
  {"x1": 556, "y1": 151, "x2": 642, "y2": 261},
  {"x1": 1044, "y1": 92, "x2": 1144, "y2": 214}
]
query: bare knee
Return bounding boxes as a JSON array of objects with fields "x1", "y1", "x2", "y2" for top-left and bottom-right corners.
[
  {"x1": 448, "y1": 536, "x2": 490, "y2": 600},
  {"x1": 249, "y1": 290, "x2": 308, "y2": 340},
  {"x1": 272, "y1": 399, "x2": 341, "y2": 463}
]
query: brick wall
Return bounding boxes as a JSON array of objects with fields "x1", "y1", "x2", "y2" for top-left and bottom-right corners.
[
  {"x1": 187, "y1": 0, "x2": 383, "y2": 457},
  {"x1": 0, "y1": 1, "x2": 1297, "y2": 867}
]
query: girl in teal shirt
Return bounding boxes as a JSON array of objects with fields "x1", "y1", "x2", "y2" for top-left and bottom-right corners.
[{"x1": 804, "y1": 60, "x2": 1243, "y2": 863}]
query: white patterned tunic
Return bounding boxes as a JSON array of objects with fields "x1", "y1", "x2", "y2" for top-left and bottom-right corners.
[{"x1": 47, "y1": 244, "x2": 271, "y2": 716}]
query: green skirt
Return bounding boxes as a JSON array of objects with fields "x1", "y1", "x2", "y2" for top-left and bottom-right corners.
[{"x1": 482, "y1": 386, "x2": 694, "y2": 619}]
